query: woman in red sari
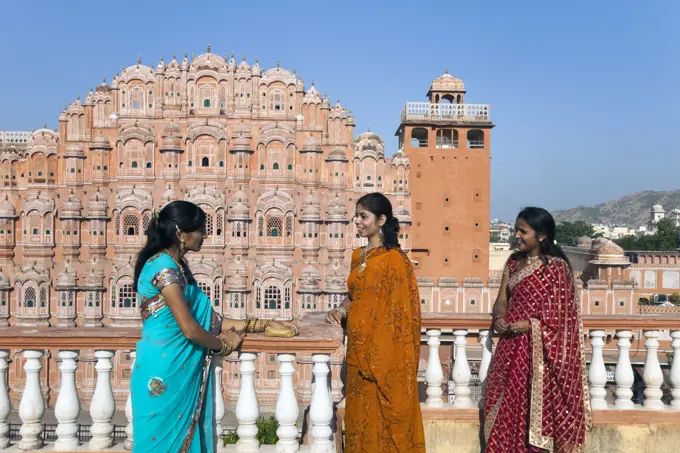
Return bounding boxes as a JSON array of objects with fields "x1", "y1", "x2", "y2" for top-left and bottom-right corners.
[{"x1": 484, "y1": 207, "x2": 591, "y2": 453}]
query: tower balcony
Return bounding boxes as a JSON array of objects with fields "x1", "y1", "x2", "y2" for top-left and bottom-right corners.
[{"x1": 401, "y1": 102, "x2": 490, "y2": 123}]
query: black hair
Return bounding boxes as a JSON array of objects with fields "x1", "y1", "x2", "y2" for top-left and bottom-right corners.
[
  {"x1": 133, "y1": 200, "x2": 206, "y2": 290},
  {"x1": 356, "y1": 192, "x2": 400, "y2": 249},
  {"x1": 511, "y1": 206, "x2": 572, "y2": 270}
]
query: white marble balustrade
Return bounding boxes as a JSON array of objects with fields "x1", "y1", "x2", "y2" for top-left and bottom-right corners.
[
  {"x1": 422, "y1": 328, "x2": 680, "y2": 412},
  {"x1": 0, "y1": 349, "x2": 337, "y2": 453}
]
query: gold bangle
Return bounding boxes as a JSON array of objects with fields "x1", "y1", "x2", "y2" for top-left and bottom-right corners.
[{"x1": 218, "y1": 338, "x2": 233, "y2": 357}]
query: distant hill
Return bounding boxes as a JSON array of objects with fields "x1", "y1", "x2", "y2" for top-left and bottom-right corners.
[{"x1": 552, "y1": 190, "x2": 680, "y2": 227}]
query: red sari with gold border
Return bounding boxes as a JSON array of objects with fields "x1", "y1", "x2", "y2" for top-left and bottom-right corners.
[{"x1": 484, "y1": 257, "x2": 592, "y2": 453}]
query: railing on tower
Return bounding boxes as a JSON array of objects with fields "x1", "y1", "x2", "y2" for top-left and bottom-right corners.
[{"x1": 401, "y1": 103, "x2": 490, "y2": 123}]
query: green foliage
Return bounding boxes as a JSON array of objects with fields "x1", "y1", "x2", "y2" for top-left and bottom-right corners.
[
  {"x1": 223, "y1": 431, "x2": 239, "y2": 445},
  {"x1": 670, "y1": 294, "x2": 680, "y2": 306},
  {"x1": 555, "y1": 221, "x2": 599, "y2": 246},
  {"x1": 638, "y1": 297, "x2": 650, "y2": 305},
  {"x1": 256, "y1": 416, "x2": 279, "y2": 445},
  {"x1": 490, "y1": 231, "x2": 502, "y2": 243},
  {"x1": 615, "y1": 218, "x2": 680, "y2": 251}
]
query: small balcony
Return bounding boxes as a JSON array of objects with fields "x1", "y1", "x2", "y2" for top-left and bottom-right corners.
[{"x1": 401, "y1": 102, "x2": 490, "y2": 123}]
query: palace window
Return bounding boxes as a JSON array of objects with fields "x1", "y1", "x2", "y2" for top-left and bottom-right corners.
[
  {"x1": 123, "y1": 215, "x2": 139, "y2": 236},
  {"x1": 264, "y1": 286, "x2": 281, "y2": 310},
  {"x1": 202, "y1": 157, "x2": 210, "y2": 167},
  {"x1": 118, "y1": 283, "x2": 137, "y2": 308},
  {"x1": 24, "y1": 287, "x2": 36, "y2": 308},
  {"x1": 267, "y1": 216, "x2": 282, "y2": 237}
]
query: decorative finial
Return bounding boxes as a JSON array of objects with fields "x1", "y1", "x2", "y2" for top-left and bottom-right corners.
[
  {"x1": 121, "y1": 64, "x2": 125, "y2": 73},
  {"x1": 173, "y1": 52, "x2": 176, "y2": 60},
  {"x1": 76, "y1": 95, "x2": 80, "y2": 101},
  {"x1": 207, "y1": 44, "x2": 211, "y2": 53},
  {"x1": 368, "y1": 125, "x2": 371, "y2": 132},
  {"x1": 311, "y1": 80, "x2": 315, "y2": 86},
  {"x1": 445, "y1": 67, "x2": 449, "y2": 74},
  {"x1": 231, "y1": 50, "x2": 235, "y2": 58},
  {"x1": 184, "y1": 49, "x2": 188, "y2": 58},
  {"x1": 160, "y1": 56, "x2": 164, "y2": 63},
  {"x1": 242, "y1": 55, "x2": 246, "y2": 62},
  {"x1": 137, "y1": 55, "x2": 141, "y2": 65},
  {"x1": 90, "y1": 87, "x2": 93, "y2": 93},
  {"x1": 292, "y1": 67, "x2": 296, "y2": 75},
  {"x1": 43, "y1": 122, "x2": 47, "y2": 129},
  {"x1": 255, "y1": 56, "x2": 259, "y2": 64},
  {"x1": 191, "y1": 52, "x2": 194, "y2": 61},
  {"x1": 337, "y1": 97, "x2": 340, "y2": 104},
  {"x1": 102, "y1": 76, "x2": 106, "y2": 83},
  {"x1": 276, "y1": 60, "x2": 280, "y2": 68}
]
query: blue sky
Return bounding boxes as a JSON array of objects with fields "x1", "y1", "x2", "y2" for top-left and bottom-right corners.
[{"x1": 0, "y1": 0, "x2": 677, "y2": 220}]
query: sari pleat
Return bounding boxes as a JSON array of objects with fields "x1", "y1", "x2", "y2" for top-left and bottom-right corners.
[{"x1": 131, "y1": 253, "x2": 218, "y2": 453}]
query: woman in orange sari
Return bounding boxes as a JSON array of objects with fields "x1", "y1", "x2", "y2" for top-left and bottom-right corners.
[
  {"x1": 326, "y1": 192, "x2": 425, "y2": 453},
  {"x1": 484, "y1": 207, "x2": 591, "y2": 453}
]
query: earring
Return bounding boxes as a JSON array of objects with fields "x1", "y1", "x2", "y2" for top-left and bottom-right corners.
[
  {"x1": 180, "y1": 238, "x2": 185, "y2": 254},
  {"x1": 379, "y1": 227, "x2": 384, "y2": 242}
]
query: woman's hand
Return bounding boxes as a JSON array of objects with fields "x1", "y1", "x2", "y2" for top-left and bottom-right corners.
[
  {"x1": 220, "y1": 326, "x2": 246, "y2": 350},
  {"x1": 325, "y1": 308, "x2": 344, "y2": 324},
  {"x1": 507, "y1": 319, "x2": 530, "y2": 336},
  {"x1": 268, "y1": 320, "x2": 299, "y2": 335},
  {"x1": 493, "y1": 316, "x2": 509, "y2": 334}
]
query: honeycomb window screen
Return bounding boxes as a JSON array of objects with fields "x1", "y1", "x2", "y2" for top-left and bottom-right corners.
[
  {"x1": 60, "y1": 292, "x2": 67, "y2": 307},
  {"x1": 123, "y1": 215, "x2": 139, "y2": 236},
  {"x1": 115, "y1": 213, "x2": 121, "y2": 235},
  {"x1": 24, "y1": 287, "x2": 36, "y2": 307},
  {"x1": 264, "y1": 286, "x2": 282, "y2": 310},
  {"x1": 284, "y1": 287, "x2": 291, "y2": 309},
  {"x1": 118, "y1": 283, "x2": 137, "y2": 308},
  {"x1": 216, "y1": 212, "x2": 223, "y2": 235},
  {"x1": 39, "y1": 287, "x2": 48, "y2": 307},
  {"x1": 206, "y1": 212, "x2": 214, "y2": 236},
  {"x1": 285, "y1": 216, "x2": 293, "y2": 237},
  {"x1": 68, "y1": 292, "x2": 74, "y2": 307},
  {"x1": 258, "y1": 217, "x2": 264, "y2": 236},
  {"x1": 142, "y1": 213, "x2": 151, "y2": 233},
  {"x1": 267, "y1": 216, "x2": 282, "y2": 237}
]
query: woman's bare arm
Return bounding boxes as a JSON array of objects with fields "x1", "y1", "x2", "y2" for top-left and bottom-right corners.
[
  {"x1": 161, "y1": 284, "x2": 223, "y2": 351},
  {"x1": 492, "y1": 273, "x2": 510, "y2": 334}
]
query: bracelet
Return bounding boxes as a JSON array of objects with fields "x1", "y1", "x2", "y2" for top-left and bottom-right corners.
[
  {"x1": 336, "y1": 306, "x2": 348, "y2": 318},
  {"x1": 218, "y1": 337, "x2": 234, "y2": 357}
]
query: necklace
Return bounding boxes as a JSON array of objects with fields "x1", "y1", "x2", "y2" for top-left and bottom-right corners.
[
  {"x1": 359, "y1": 246, "x2": 379, "y2": 273},
  {"x1": 526, "y1": 255, "x2": 541, "y2": 263}
]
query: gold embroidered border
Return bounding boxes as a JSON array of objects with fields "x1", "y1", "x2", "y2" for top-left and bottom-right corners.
[
  {"x1": 508, "y1": 260, "x2": 542, "y2": 292},
  {"x1": 529, "y1": 318, "x2": 554, "y2": 452},
  {"x1": 574, "y1": 285, "x2": 593, "y2": 432},
  {"x1": 483, "y1": 388, "x2": 504, "y2": 444},
  {"x1": 178, "y1": 353, "x2": 213, "y2": 453},
  {"x1": 139, "y1": 294, "x2": 168, "y2": 322}
]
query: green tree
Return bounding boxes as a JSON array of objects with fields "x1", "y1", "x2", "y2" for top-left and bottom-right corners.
[
  {"x1": 555, "y1": 221, "x2": 598, "y2": 246},
  {"x1": 614, "y1": 218, "x2": 679, "y2": 251},
  {"x1": 490, "y1": 231, "x2": 502, "y2": 243}
]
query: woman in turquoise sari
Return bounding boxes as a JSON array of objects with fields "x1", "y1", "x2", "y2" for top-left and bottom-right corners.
[{"x1": 131, "y1": 201, "x2": 292, "y2": 453}]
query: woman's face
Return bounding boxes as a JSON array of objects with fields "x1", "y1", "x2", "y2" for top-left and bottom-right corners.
[
  {"x1": 179, "y1": 223, "x2": 206, "y2": 253},
  {"x1": 514, "y1": 217, "x2": 545, "y2": 254},
  {"x1": 354, "y1": 204, "x2": 385, "y2": 239}
]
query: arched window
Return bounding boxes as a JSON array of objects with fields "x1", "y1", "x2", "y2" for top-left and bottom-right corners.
[
  {"x1": 118, "y1": 283, "x2": 137, "y2": 308},
  {"x1": 204, "y1": 99, "x2": 211, "y2": 108},
  {"x1": 123, "y1": 215, "x2": 139, "y2": 236},
  {"x1": 467, "y1": 130, "x2": 484, "y2": 149},
  {"x1": 39, "y1": 287, "x2": 47, "y2": 307},
  {"x1": 257, "y1": 217, "x2": 264, "y2": 237},
  {"x1": 198, "y1": 281, "x2": 212, "y2": 300},
  {"x1": 273, "y1": 163, "x2": 279, "y2": 170},
  {"x1": 131, "y1": 161, "x2": 138, "y2": 168},
  {"x1": 146, "y1": 162, "x2": 152, "y2": 168},
  {"x1": 201, "y1": 157, "x2": 209, "y2": 167},
  {"x1": 264, "y1": 286, "x2": 281, "y2": 310},
  {"x1": 24, "y1": 287, "x2": 36, "y2": 307},
  {"x1": 287, "y1": 164, "x2": 293, "y2": 170},
  {"x1": 267, "y1": 216, "x2": 282, "y2": 237},
  {"x1": 411, "y1": 128, "x2": 428, "y2": 147},
  {"x1": 285, "y1": 216, "x2": 293, "y2": 237},
  {"x1": 206, "y1": 212, "x2": 214, "y2": 236}
]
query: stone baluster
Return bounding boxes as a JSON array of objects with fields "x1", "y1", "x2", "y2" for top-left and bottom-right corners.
[
  {"x1": 0, "y1": 351, "x2": 10, "y2": 449},
  {"x1": 670, "y1": 331, "x2": 680, "y2": 411},
  {"x1": 588, "y1": 330, "x2": 608, "y2": 410},
  {"x1": 235, "y1": 353, "x2": 259, "y2": 452},
  {"x1": 614, "y1": 331, "x2": 635, "y2": 409},
  {"x1": 275, "y1": 354, "x2": 299, "y2": 452},
  {"x1": 18, "y1": 350, "x2": 45, "y2": 451},
  {"x1": 89, "y1": 350, "x2": 116, "y2": 450},
  {"x1": 643, "y1": 330, "x2": 664, "y2": 410},
  {"x1": 478, "y1": 330, "x2": 493, "y2": 388},
  {"x1": 214, "y1": 358, "x2": 226, "y2": 442},
  {"x1": 452, "y1": 330, "x2": 473, "y2": 408},
  {"x1": 55, "y1": 351, "x2": 80, "y2": 451},
  {"x1": 310, "y1": 354, "x2": 333, "y2": 453},
  {"x1": 425, "y1": 329, "x2": 444, "y2": 408},
  {"x1": 124, "y1": 351, "x2": 136, "y2": 451}
]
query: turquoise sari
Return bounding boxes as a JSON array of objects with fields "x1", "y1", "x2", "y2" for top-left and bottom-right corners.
[{"x1": 131, "y1": 252, "x2": 223, "y2": 453}]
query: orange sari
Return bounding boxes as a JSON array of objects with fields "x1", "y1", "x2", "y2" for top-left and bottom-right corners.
[{"x1": 344, "y1": 246, "x2": 425, "y2": 453}]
